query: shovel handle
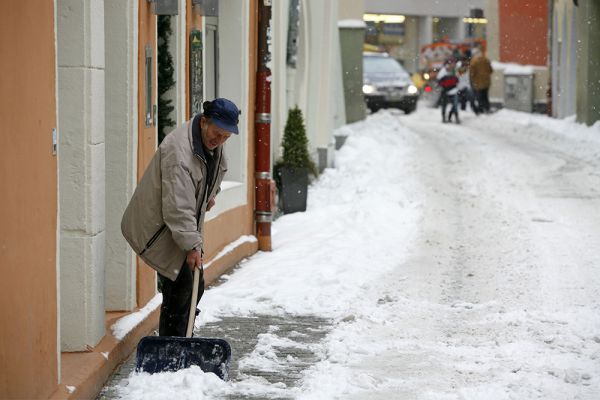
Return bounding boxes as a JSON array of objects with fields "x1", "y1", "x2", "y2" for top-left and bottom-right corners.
[{"x1": 185, "y1": 267, "x2": 201, "y2": 338}]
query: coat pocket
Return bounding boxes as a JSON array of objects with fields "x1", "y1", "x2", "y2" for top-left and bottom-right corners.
[
  {"x1": 140, "y1": 224, "x2": 167, "y2": 256},
  {"x1": 139, "y1": 225, "x2": 186, "y2": 277}
]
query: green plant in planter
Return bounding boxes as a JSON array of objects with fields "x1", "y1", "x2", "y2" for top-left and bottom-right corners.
[{"x1": 274, "y1": 106, "x2": 317, "y2": 214}]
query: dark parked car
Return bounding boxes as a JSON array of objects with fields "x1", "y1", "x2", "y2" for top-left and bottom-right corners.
[{"x1": 363, "y1": 52, "x2": 419, "y2": 114}]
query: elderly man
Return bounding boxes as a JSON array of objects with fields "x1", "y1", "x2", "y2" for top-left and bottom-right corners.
[{"x1": 122, "y1": 98, "x2": 239, "y2": 336}]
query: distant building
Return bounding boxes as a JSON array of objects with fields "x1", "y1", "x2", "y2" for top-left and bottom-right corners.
[
  {"x1": 486, "y1": 0, "x2": 550, "y2": 113},
  {"x1": 364, "y1": 0, "x2": 488, "y2": 73},
  {"x1": 270, "y1": 0, "x2": 366, "y2": 172},
  {"x1": 550, "y1": 0, "x2": 600, "y2": 125}
]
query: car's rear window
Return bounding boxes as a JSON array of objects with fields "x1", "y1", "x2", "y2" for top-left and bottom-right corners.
[{"x1": 364, "y1": 56, "x2": 409, "y2": 78}]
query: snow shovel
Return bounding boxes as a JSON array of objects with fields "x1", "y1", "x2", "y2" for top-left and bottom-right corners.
[{"x1": 135, "y1": 267, "x2": 231, "y2": 380}]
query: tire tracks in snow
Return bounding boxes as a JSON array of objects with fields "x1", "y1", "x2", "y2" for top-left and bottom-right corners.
[{"x1": 359, "y1": 111, "x2": 600, "y2": 399}]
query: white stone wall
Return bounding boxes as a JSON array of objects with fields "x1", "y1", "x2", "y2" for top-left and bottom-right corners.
[
  {"x1": 270, "y1": 0, "x2": 347, "y2": 171},
  {"x1": 271, "y1": 0, "x2": 291, "y2": 163},
  {"x1": 205, "y1": 0, "x2": 250, "y2": 220},
  {"x1": 57, "y1": 0, "x2": 106, "y2": 351},
  {"x1": 104, "y1": 0, "x2": 138, "y2": 312},
  {"x1": 296, "y1": 0, "x2": 343, "y2": 169}
]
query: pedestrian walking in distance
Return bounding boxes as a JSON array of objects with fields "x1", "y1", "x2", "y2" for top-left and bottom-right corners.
[
  {"x1": 437, "y1": 58, "x2": 461, "y2": 123},
  {"x1": 470, "y1": 44, "x2": 493, "y2": 113},
  {"x1": 121, "y1": 98, "x2": 240, "y2": 336},
  {"x1": 456, "y1": 61, "x2": 479, "y2": 114}
]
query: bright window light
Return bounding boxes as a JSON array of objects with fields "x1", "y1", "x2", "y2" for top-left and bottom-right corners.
[
  {"x1": 463, "y1": 17, "x2": 488, "y2": 24},
  {"x1": 363, "y1": 14, "x2": 406, "y2": 24}
]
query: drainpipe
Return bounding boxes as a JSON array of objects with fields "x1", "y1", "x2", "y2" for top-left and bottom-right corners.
[{"x1": 254, "y1": 0, "x2": 273, "y2": 251}]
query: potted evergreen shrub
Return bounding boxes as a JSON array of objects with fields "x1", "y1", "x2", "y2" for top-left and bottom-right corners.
[{"x1": 275, "y1": 106, "x2": 317, "y2": 214}]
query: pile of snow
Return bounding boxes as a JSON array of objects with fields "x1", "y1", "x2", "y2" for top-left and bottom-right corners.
[
  {"x1": 110, "y1": 108, "x2": 600, "y2": 399},
  {"x1": 114, "y1": 111, "x2": 425, "y2": 398},
  {"x1": 199, "y1": 111, "x2": 423, "y2": 322},
  {"x1": 112, "y1": 294, "x2": 162, "y2": 341},
  {"x1": 492, "y1": 61, "x2": 539, "y2": 75},
  {"x1": 479, "y1": 109, "x2": 600, "y2": 164}
]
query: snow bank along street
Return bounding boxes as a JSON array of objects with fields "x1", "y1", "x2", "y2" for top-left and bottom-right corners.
[{"x1": 106, "y1": 107, "x2": 600, "y2": 399}]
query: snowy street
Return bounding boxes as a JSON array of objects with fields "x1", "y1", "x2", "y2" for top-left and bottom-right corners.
[{"x1": 109, "y1": 106, "x2": 600, "y2": 399}]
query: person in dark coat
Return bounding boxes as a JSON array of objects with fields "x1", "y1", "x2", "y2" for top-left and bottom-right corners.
[
  {"x1": 457, "y1": 61, "x2": 479, "y2": 114},
  {"x1": 437, "y1": 58, "x2": 460, "y2": 123}
]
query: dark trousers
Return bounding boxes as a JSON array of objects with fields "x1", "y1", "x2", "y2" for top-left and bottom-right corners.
[
  {"x1": 475, "y1": 88, "x2": 490, "y2": 113},
  {"x1": 158, "y1": 263, "x2": 205, "y2": 337},
  {"x1": 459, "y1": 88, "x2": 479, "y2": 113},
  {"x1": 440, "y1": 91, "x2": 459, "y2": 122}
]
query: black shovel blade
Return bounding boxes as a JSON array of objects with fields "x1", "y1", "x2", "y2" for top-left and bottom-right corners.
[{"x1": 135, "y1": 336, "x2": 231, "y2": 380}]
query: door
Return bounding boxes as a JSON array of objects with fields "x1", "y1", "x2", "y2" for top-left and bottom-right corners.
[{"x1": 137, "y1": 0, "x2": 158, "y2": 306}]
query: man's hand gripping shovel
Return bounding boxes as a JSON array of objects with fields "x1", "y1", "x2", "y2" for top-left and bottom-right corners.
[{"x1": 134, "y1": 261, "x2": 231, "y2": 380}]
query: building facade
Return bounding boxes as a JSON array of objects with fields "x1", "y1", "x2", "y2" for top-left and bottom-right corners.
[
  {"x1": 550, "y1": 0, "x2": 600, "y2": 125},
  {"x1": 1, "y1": 0, "x2": 365, "y2": 397},
  {"x1": 1, "y1": 0, "x2": 259, "y2": 398},
  {"x1": 270, "y1": 0, "x2": 353, "y2": 173}
]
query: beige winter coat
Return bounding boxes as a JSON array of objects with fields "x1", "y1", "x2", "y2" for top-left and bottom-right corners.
[
  {"x1": 469, "y1": 54, "x2": 493, "y2": 90},
  {"x1": 121, "y1": 117, "x2": 227, "y2": 281}
]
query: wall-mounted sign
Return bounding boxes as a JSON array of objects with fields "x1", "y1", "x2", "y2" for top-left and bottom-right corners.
[
  {"x1": 154, "y1": 0, "x2": 179, "y2": 15},
  {"x1": 191, "y1": 0, "x2": 218, "y2": 16},
  {"x1": 382, "y1": 22, "x2": 405, "y2": 37},
  {"x1": 189, "y1": 29, "x2": 203, "y2": 116}
]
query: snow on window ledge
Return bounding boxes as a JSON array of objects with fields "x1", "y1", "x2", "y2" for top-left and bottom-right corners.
[
  {"x1": 206, "y1": 180, "x2": 246, "y2": 221},
  {"x1": 338, "y1": 19, "x2": 367, "y2": 29},
  {"x1": 111, "y1": 293, "x2": 162, "y2": 341},
  {"x1": 204, "y1": 235, "x2": 258, "y2": 271}
]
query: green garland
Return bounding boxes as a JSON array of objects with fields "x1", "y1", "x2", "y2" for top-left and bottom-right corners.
[{"x1": 158, "y1": 15, "x2": 176, "y2": 144}]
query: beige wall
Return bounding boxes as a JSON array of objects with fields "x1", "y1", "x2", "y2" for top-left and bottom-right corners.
[
  {"x1": 485, "y1": 0, "x2": 500, "y2": 61},
  {"x1": 0, "y1": 1, "x2": 59, "y2": 398}
]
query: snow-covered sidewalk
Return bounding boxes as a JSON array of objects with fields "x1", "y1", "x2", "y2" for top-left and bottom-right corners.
[{"x1": 107, "y1": 106, "x2": 600, "y2": 400}]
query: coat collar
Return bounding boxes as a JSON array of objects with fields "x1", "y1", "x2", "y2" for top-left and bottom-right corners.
[
  {"x1": 188, "y1": 114, "x2": 223, "y2": 161},
  {"x1": 191, "y1": 114, "x2": 205, "y2": 159}
]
